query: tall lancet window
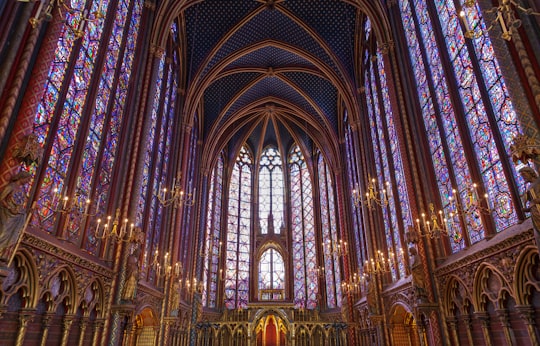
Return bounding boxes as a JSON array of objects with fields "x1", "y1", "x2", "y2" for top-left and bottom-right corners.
[
  {"x1": 259, "y1": 146, "x2": 284, "y2": 234},
  {"x1": 259, "y1": 248, "x2": 285, "y2": 300},
  {"x1": 344, "y1": 112, "x2": 368, "y2": 276},
  {"x1": 289, "y1": 144, "x2": 318, "y2": 309},
  {"x1": 363, "y1": 48, "x2": 409, "y2": 280},
  {"x1": 397, "y1": 0, "x2": 522, "y2": 253},
  {"x1": 30, "y1": 0, "x2": 142, "y2": 254},
  {"x1": 202, "y1": 153, "x2": 224, "y2": 308},
  {"x1": 225, "y1": 145, "x2": 252, "y2": 309},
  {"x1": 136, "y1": 25, "x2": 179, "y2": 281},
  {"x1": 318, "y1": 151, "x2": 342, "y2": 308}
]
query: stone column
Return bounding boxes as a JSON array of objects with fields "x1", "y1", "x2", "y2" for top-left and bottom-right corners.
[
  {"x1": 15, "y1": 310, "x2": 33, "y2": 346},
  {"x1": 123, "y1": 319, "x2": 135, "y2": 346},
  {"x1": 446, "y1": 317, "x2": 459, "y2": 346},
  {"x1": 40, "y1": 312, "x2": 54, "y2": 346},
  {"x1": 92, "y1": 319, "x2": 105, "y2": 346},
  {"x1": 475, "y1": 312, "x2": 492, "y2": 346},
  {"x1": 496, "y1": 309, "x2": 516, "y2": 345},
  {"x1": 78, "y1": 317, "x2": 88, "y2": 346},
  {"x1": 463, "y1": 314, "x2": 474, "y2": 345},
  {"x1": 60, "y1": 314, "x2": 75, "y2": 346},
  {"x1": 417, "y1": 320, "x2": 427, "y2": 346},
  {"x1": 516, "y1": 305, "x2": 539, "y2": 346}
]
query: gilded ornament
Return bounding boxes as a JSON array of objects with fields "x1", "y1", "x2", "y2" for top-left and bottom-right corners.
[
  {"x1": 510, "y1": 134, "x2": 540, "y2": 164},
  {"x1": 12, "y1": 134, "x2": 43, "y2": 166}
]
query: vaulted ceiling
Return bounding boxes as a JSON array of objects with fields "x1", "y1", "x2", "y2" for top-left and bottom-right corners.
[{"x1": 154, "y1": 0, "x2": 389, "y2": 168}]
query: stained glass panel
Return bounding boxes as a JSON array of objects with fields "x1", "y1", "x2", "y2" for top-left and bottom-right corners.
[{"x1": 290, "y1": 145, "x2": 318, "y2": 309}]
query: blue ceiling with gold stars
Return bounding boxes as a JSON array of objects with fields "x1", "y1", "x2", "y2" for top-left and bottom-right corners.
[{"x1": 183, "y1": 0, "x2": 358, "y2": 154}]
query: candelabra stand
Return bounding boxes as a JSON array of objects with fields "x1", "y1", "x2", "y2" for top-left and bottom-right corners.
[
  {"x1": 156, "y1": 173, "x2": 195, "y2": 208},
  {"x1": 459, "y1": 0, "x2": 540, "y2": 41},
  {"x1": 152, "y1": 251, "x2": 182, "y2": 346},
  {"x1": 28, "y1": 0, "x2": 105, "y2": 39},
  {"x1": 352, "y1": 178, "x2": 389, "y2": 209}
]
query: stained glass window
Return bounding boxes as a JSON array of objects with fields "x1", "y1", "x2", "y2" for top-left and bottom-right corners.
[
  {"x1": 138, "y1": 29, "x2": 179, "y2": 280},
  {"x1": 31, "y1": 0, "x2": 142, "y2": 254},
  {"x1": 225, "y1": 145, "x2": 252, "y2": 309},
  {"x1": 259, "y1": 147, "x2": 284, "y2": 234},
  {"x1": 259, "y1": 248, "x2": 285, "y2": 300},
  {"x1": 365, "y1": 51, "x2": 405, "y2": 281},
  {"x1": 318, "y1": 152, "x2": 342, "y2": 308},
  {"x1": 397, "y1": 0, "x2": 521, "y2": 252},
  {"x1": 289, "y1": 144, "x2": 318, "y2": 309},
  {"x1": 376, "y1": 50, "x2": 408, "y2": 278},
  {"x1": 344, "y1": 114, "x2": 367, "y2": 276},
  {"x1": 202, "y1": 154, "x2": 224, "y2": 308},
  {"x1": 139, "y1": 56, "x2": 165, "y2": 281}
]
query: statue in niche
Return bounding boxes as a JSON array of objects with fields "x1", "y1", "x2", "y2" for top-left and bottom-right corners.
[
  {"x1": 170, "y1": 280, "x2": 180, "y2": 315},
  {"x1": 409, "y1": 246, "x2": 427, "y2": 303},
  {"x1": 519, "y1": 165, "x2": 540, "y2": 251},
  {"x1": 122, "y1": 247, "x2": 141, "y2": 301},
  {"x1": 0, "y1": 171, "x2": 32, "y2": 256},
  {"x1": 520, "y1": 166, "x2": 540, "y2": 233},
  {"x1": 366, "y1": 276, "x2": 379, "y2": 315}
]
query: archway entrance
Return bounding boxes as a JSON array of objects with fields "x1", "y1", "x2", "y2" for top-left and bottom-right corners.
[
  {"x1": 134, "y1": 307, "x2": 158, "y2": 346},
  {"x1": 389, "y1": 305, "x2": 421, "y2": 346},
  {"x1": 255, "y1": 313, "x2": 288, "y2": 346}
]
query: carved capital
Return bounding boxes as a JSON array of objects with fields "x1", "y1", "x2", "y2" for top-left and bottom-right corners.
[
  {"x1": 516, "y1": 305, "x2": 536, "y2": 325},
  {"x1": 41, "y1": 312, "x2": 55, "y2": 328},
  {"x1": 379, "y1": 41, "x2": 394, "y2": 55},
  {"x1": 19, "y1": 310, "x2": 34, "y2": 328},
  {"x1": 63, "y1": 315, "x2": 75, "y2": 330},
  {"x1": 463, "y1": 314, "x2": 473, "y2": 328},
  {"x1": 474, "y1": 312, "x2": 490, "y2": 327},
  {"x1": 446, "y1": 316, "x2": 458, "y2": 330},
  {"x1": 144, "y1": 0, "x2": 155, "y2": 10},
  {"x1": 150, "y1": 45, "x2": 165, "y2": 58},
  {"x1": 510, "y1": 134, "x2": 540, "y2": 164},
  {"x1": 496, "y1": 309, "x2": 510, "y2": 328}
]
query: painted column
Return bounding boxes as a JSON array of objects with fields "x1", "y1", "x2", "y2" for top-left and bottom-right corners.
[
  {"x1": 60, "y1": 314, "x2": 74, "y2": 346},
  {"x1": 39, "y1": 312, "x2": 54, "y2": 346},
  {"x1": 92, "y1": 319, "x2": 105, "y2": 346},
  {"x1": 15, "y1": 310, "x2": 33, "y2": 346},
  {"x1": 78, "y1": 318, "x2": 88, "y2": 346}
]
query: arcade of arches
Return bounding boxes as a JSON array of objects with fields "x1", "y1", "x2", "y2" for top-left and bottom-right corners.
[{"x1": 1, "y1": 0, "x2": 540, "y2": 345}]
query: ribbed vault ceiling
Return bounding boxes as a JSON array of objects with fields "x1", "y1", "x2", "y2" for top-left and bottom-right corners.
[{"x1": 172, "y1": 0, "x2": 369, "y2": 167}]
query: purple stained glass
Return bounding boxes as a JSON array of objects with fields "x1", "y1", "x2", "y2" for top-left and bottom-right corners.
[
  {"x1": 318, "y1": 154, "x2": 341, "y2": 308},
  {"x1": 378, "y1": 51, "x2": 408, "y2": 276},
  {"x1": 289, "y1": 145, "x2": 318, "y2": 309},
  {"x1": 225, "y1": 146, "x2": 252, "y2": 309},
  {"x1": 140, "y1": 57, "x2": 165, "y2": 278},
  {"x1": 366, "y1": 60, "x2": 398, "y2": 280},
  {"x1": 434, "y1": 0, "x2": 517, "y2": 232},
  {"x1": 203, "y1": 154, "x2": 224, "y2": 308}
]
